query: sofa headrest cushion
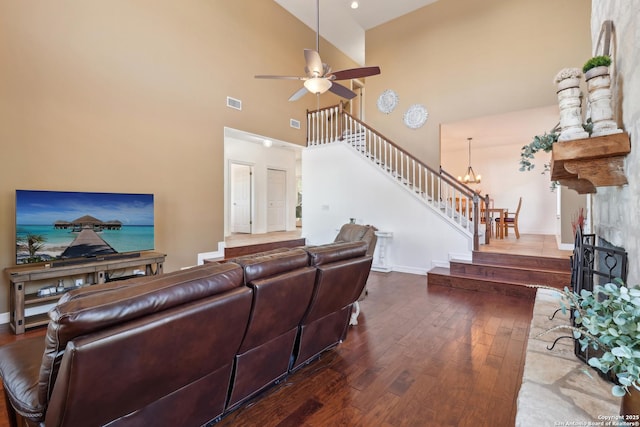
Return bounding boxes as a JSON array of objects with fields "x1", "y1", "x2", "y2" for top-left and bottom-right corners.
[
  {"x1": 305, "y1": 241, "x2": 368, "y2": 266},
  {"x1": 38, "y1": 262, "x2": 244, "y2": 405},
  {"x1": 48, "y1": 262, "x2": 244, "y2": 347},
  {"x1": 233, "y1": 248, "x2": 310, "y2": 283}
]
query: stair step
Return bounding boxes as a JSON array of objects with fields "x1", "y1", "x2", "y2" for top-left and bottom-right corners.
[
  {"x1": 427, "y1": 267, "x2": 536, "y2": 300},
  {"x1": 472, "y1": 251, "x2": 571, "y2": 272},
  {"x1": 449, "y1": 260, "x2": 571, "y2": 288}
]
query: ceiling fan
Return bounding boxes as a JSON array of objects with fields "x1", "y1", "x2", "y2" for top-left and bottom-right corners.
[{"x1": 255, "y1": 0, "x2": 381, "y2": 101}]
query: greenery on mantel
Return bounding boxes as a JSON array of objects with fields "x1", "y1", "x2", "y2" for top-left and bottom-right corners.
[
  {"x1": 519, "y1": 121, "x2": 593, "y2": 191},
  {"x1": 537, "y1": 279, "x2": 640, "y2": 397},
  {"x1": 519, "y1": 129, "x2": 559, "y2": 172},
  {"x1": 583, "y1": 55, "x2": 612, "y2": 73}
]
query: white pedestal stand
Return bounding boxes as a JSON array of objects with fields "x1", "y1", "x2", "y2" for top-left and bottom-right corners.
[
  {"x1": 350, "y1": 231, "x2": 393, "y2": 326},
  {"x1": 585, "y1": 66, "x2": 622, "y2": 137},
  {"x1": 556, "y1": 76, "x2": 589, "y2": 142}
]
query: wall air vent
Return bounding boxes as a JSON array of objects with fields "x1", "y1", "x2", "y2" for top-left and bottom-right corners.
[
  {"x1": 226, "y1": 96, "x2": 242, "y2": 111},
  {"x1": 290, "y1": 119, "x2": 301, "y2": 129}
]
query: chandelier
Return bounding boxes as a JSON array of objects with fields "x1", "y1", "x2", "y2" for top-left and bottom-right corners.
[{"x1": 457, "y1": 137, "x2": 481, "y2": 184}]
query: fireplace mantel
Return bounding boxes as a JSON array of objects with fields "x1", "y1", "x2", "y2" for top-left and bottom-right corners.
[{"x1": 550, "y1": 132, "x2": 631, "y2": 194}]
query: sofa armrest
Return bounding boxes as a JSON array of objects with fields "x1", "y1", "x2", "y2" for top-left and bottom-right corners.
[{"x1": 0, "y1": 337, "x2": 47, "y2": 423}]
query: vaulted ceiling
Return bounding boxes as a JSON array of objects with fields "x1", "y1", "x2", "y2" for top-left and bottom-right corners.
[{"x1": 275, "y1": 0, "x2": 439, "y2": 65}]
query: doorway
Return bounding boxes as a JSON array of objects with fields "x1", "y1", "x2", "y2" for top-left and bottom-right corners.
[
  {"x1": 230, "y1": 162, "x2": 253, "y2": 234},
  {"x1": 267, "y1": 168, "x2": 287, "y2": 232},
  {"x1": 350, "y1": 79, "x2": 365, "y2": 121}
]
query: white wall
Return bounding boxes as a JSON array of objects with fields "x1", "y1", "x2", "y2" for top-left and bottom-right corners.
[
  {"x1": 591, "y1": 1, "x2": 640, "y2": 285},
  {"x1": 441, "y1": 105, "x2": 561, "y2": 235},
  {"x1": 224, "y1": 131, "x2": 300, "y2": 236},
  {"x1": 302, "y1": 142, "x2": 470, "y2": 274}
]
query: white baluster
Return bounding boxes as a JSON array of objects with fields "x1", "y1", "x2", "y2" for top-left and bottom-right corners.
[
  {"x1": 337, "y1": 107, "x2": 341, "y2": 139},
  {"x1": 384, "y1": 140, "x2": 388, "y2": 172},
  {"x1": 412, "y1": 160, "x2": 416, "y2": 194}
]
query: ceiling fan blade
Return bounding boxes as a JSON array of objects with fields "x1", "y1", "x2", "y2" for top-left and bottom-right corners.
[
  {"x1": 328, "y1": 82, "x2": 357, "y2": 100},
  {"x1": 255, "y1": 75, "x2": 305, "y2": 80},
  {"x1": 304, "y1": 49, "x2": 323, "y2": 76},
  {"x1": 331, "y1": 66, "x2": 381, "y2": 81},
  {"x1": 288, "y1": 86, "x2": 309, "y2": 102}
]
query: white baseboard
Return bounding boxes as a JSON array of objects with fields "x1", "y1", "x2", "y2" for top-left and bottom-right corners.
[
  {"x1": 390, "y1": 265, "x2": 429, "y2": 275},
  {"x1": 555, "y1": 234, "x2": 574, "y2": 251},
  {"x1": 0, "y1": 311, "x2": 9, "y2": 325},
  {"x1": 449, "y1": 251, "x2": 472, "y2": 262},
  {"x1": 371, "y1": 265, "x2": 392, "y2": 273},
  {"x1": 431, "y1": 260, "x2": 450, "y2": 269},
  {"x1": 197, "y1": 241, "x2": 226, "y2": 265}
]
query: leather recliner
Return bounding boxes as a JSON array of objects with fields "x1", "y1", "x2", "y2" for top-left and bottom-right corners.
[{"x1": 0, "y1": 263, "x2": 253, "y2": 427}]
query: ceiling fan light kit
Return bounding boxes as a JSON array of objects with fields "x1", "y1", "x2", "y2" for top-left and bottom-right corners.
[{"x1": 304, "y1": 77, "x2": 332, "y2": 94}]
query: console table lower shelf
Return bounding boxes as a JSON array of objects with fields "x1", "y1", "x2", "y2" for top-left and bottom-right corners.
[
  {"x1": 516, "y1": 289, "x2": 619, "y2": 426},
  {"x1": 5, "y1": 251, "x2": 166, "y2": 334}
]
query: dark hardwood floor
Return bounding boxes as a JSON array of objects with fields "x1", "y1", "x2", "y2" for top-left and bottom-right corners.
[{"x1": 0, "y1": 271, "x2": 534, "y2": 427}]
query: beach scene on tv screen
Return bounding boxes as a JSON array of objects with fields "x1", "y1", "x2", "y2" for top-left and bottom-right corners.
[{"x1": 16, "y1": 190, "x2": 154, "y2": 265}]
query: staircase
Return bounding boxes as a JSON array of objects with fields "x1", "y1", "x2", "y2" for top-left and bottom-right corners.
[
  {"x1": 307, "y1": 104, "x2": 492, "y2": 251},
  {"x1": 306, "y1": 104, "x2": 570, "y2": 290},
  {"x1": 427, "y1": 251, "x2": 572, "y2": 299}
]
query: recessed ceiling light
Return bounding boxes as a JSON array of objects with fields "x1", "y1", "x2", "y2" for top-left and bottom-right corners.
[
  {"x1": 263, "y1": 139, "x2": 273, "y2": 148},
  {"x1": 351, "y1": 1, "x2": 359, "y2": 9}
]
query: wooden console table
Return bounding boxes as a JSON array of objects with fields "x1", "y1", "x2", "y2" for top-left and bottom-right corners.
[{"x1": 5, "y1": 251, "x2": 166, "y2": 334}]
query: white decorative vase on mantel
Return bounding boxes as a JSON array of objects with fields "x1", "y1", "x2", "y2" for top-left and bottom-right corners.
[
  {"x1": 554, "y1": 68, "x2": 589, "y2": 142},
  {"x1": 584, "y1": 65, "x2": 622, "y2": 137}
]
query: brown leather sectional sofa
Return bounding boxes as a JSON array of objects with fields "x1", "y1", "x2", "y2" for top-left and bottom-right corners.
[{"x1": 0, "y1": 241, "x2": 372, "y2": 427}]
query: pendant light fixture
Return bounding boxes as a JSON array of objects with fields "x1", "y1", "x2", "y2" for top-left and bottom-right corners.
[{"x1": 457, "y1": 137, "x2": 481, "y2": 184}]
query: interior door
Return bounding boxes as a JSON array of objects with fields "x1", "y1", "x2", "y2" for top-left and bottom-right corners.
[
  {"x1": 267, "y1": 168, "x2": 286, "y2": 232},
  {"x1": 230, "y1": 163, "x2": 252, "y2": 234},
  {"x1": 350, "y1": 79, "x2": 364, "y2": 121}
]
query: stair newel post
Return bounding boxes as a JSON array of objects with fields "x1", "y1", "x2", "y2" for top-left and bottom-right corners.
[
  {"x1": 484, "y1": 194, "x2": 491, "y2": 244},
  {"x1": 472, "y1": 193, "x2": 480, "y2": 250}
]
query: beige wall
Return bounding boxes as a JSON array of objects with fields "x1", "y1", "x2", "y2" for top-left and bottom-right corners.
[
  {"x1": 364, "y1": 0, "x2": 592, "y2": 167},
  {"x1": 0, "y1": 1, "x2": 357, "y2": 313}
]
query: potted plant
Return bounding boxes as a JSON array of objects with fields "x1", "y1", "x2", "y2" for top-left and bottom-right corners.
[
  {"x1": 542, "y1": 279, "x2": 640, "y2": 415},
  {"x1": 554, "y1": 67, "x2": 589, "y2": 141},
  {"x1": 583, "y1": 55, "x2": 612, "y2": 74},
  {"x1": 582, "y1": 55, "x2": 621, "y2": 137}
]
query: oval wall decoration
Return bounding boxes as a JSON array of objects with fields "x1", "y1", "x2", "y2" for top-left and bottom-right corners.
[
  {"x1": 377, "y1": 89, "x2": 399, "y2": 114},
  {"x1": 403, "y1": 104, "x2": 428, "y2": 129}
]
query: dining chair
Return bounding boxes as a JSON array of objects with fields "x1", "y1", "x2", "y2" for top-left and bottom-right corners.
[
  {"x1": 479, "y1": 197, "x2": 494, "y2": 237},
  {"x1": 495, "y1": 197, "x2": 522, "y2": 238}
]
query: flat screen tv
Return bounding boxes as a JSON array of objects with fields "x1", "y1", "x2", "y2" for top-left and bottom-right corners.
[{"x1": 16, "y1": 190, "x2": 154, "y2": 265}]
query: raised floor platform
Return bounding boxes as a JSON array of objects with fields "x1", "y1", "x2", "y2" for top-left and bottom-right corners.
[{"x1": 428, "y1": 234, "x2": 572, "y2": 298}]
